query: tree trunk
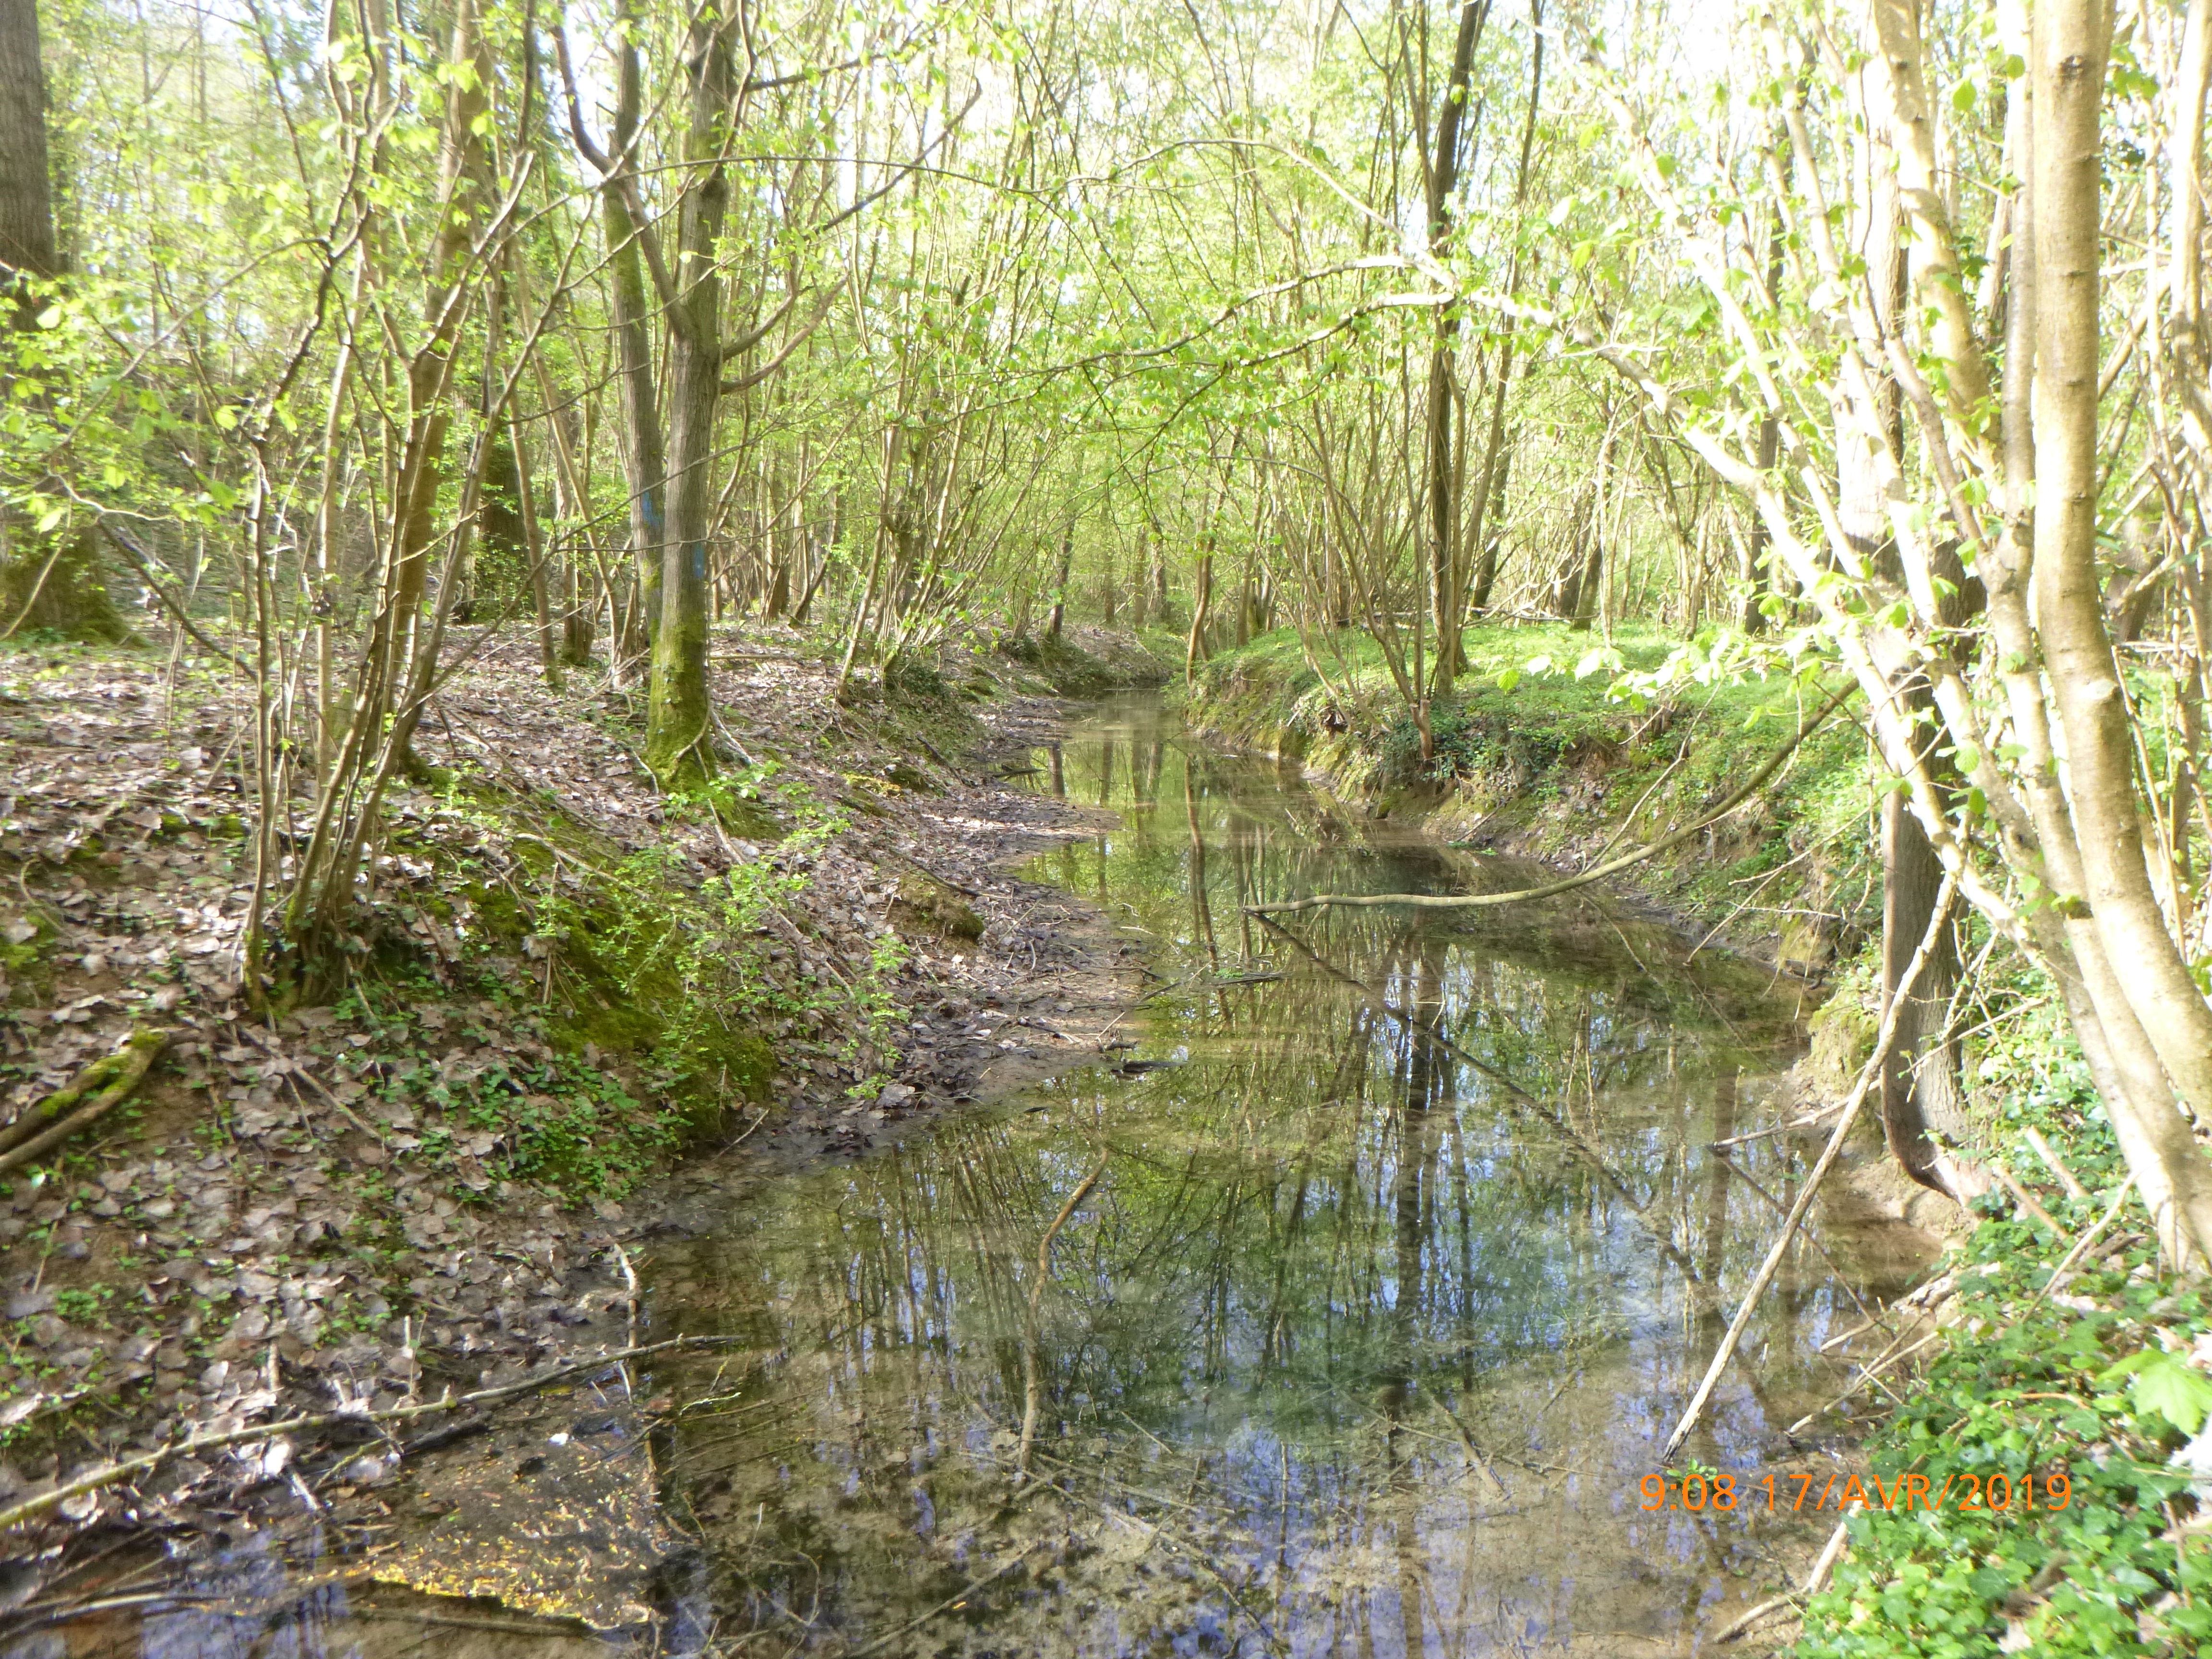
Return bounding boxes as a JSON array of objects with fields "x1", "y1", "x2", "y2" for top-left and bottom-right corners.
[
  {"x1": 2033, "y1": 0, "x2": 2212, "y2": 1128},
  {"x1": 374, "y1": 0, "x2": 492, "y2": 767},
  {"x1": 1468, "y1": 439, "x2": 1509, "y2": 613},
  {"x1": 1045, "y1": 520, "x2": 1073, "y2": 640},
  {"x1": 1128, "y1": 522, "x2": 1149, "y2": 628},
  {"x1": 1741, "y1": 204, "x2": 1784, "y2": 634},
  {"x1": 602, "y1": 6, "x2": 664, "y2": 680},
  {"x1": 1464, "y1": 0, "x2": 1540, "y2": 624},
  {"x1": 1836, "y1": 118, "x2": 1970, "y2": 1198},
  {"x1": 507, "y1": 410, "x2": 560, "y2": 689},
  {"x1": 0, "y1": 0, "x2": 56, "y2": 292},
  {"x1": 1185, "y1": 536, "x2": 1213, "y2": 684},
  {"x1": 1881, "y1": 790, "x2": 1970, "y2": 1183},
  {"x1": 765, "y1": 462, "x2": 791, "y2": 619},
  {"x1": 0, "y1": 0, "x2": 129, "y2": 644},
  {"x1": 645, "y1": 4, "x2": 735, "y2": 785},
  {"x1": 1421, "y1": 0, "x2": 1490, "y2": 694}
]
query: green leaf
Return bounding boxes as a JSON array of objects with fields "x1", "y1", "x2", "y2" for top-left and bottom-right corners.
[
  {"x1": 1494, "y1": 669, "x2": 1520, "y2": 692},
  {"x1": 2100, "y1": 1349, "x2": 2212, "y2": 1433}
]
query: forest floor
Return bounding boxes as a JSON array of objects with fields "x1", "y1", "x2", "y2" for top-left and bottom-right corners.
[{"x1": 0, "y1": 622, "x2": 1165, "y2": 1554}]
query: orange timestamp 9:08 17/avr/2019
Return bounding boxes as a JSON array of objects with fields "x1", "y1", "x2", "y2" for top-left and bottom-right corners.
[{"x1": 1639, "y1": 1469, "x2": 2069, "y2": 1514}]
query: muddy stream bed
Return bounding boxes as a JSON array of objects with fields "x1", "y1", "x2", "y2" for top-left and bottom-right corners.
[{"x1": 19, "y1": 696, "x2": 1935, "y2": 1659}]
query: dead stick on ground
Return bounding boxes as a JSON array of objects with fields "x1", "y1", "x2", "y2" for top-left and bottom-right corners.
[
  {"x1": 0, "y1": 1334, "x2": 747, "y2": 1534},
  {"x1": 0, "y1": 1030, "x2": 169, "y2": 1178},
  {"x1": 2032, "y1": 1176, "x2": 2139, "y2": 1307},
  {"x1": 1017, "y1": 1156, "x2": 1108, "y2": 1479},
  {"x1": 2024, "y1": 1126, "x2": 2090, "y2": 1200},
  {"x1": 1991, "y1": 1163, "x2": 2069, "y2": 1239},
  {"x1": 1245, "y1": 686, "x2": 1848, "y2": 917},
  {"x1": 1660, "y1": 869, "x2": 1958, "y2": 1463}
]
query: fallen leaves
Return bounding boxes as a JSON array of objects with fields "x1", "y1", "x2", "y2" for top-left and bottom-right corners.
[{"x1": 0, "y1": 628, "x2": 1137, "y2": 1551}]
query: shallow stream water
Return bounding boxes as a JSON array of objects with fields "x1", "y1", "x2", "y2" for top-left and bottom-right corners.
[
  {"x1": 21, "y1": 696, "x2": 1931, "y2": 1659},
  {"x1": 636, "y1": 696, "x2": 1927, "y2": 1655}
]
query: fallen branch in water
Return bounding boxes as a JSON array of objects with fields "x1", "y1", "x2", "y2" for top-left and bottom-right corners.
[
  {"x1": 1252, "y1": 912, "x2": 1710, "y2": 1288},
  {"x1": 1244, "y1": 685, "x2": 1849, "y2": 916},
  {"x1": 1787, "y1": 1328, "x2": 1945, "y2": 1434},
  {"x1": 0, "y1": 1029, "x2": 169, "y2": 1178},
  {"x1": 1709, "y1": 1095, "x2": 1851, "y2": 1149},
  {"x1": 0, "y1": 1334, "x2": 749, "y2": 1534},
  {"x1": 839, "y1": 1542, "x2": 1052, "y2": 1659},
  {"x1": 1659, "y1": 868, "x2": 1958, "y2": 1463}
]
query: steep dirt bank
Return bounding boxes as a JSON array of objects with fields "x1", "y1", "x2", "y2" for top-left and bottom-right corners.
[{"x1": 0, "y1": 624, "x2": 1161, "y2": 1550}]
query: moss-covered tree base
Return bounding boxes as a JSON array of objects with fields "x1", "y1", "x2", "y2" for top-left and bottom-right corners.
[{"x1": 2, "y1": 527, "x2": 136, "y2": 643}]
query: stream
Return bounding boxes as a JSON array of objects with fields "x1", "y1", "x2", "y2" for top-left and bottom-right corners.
[{"x1": 23, "y1": 695, "x2": 1933, "y2": 1659}]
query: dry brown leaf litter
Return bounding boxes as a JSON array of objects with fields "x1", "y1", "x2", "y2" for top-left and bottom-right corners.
[{"x1": 0, "y1": 624, "x2": 1147, "y2": 1551}]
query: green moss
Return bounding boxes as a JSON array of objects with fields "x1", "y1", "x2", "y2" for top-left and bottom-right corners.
[
  {"x1": 890, "y1": 870, "x2": 984, "y2": 941},
  {"x1": 1803, "y1": 958, "x2": 1878, "y2": 1092}
]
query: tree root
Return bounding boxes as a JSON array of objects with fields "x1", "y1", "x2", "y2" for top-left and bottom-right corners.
[{"x1": 0, "y1": 1028, "x2": 170, "y2": 1178}]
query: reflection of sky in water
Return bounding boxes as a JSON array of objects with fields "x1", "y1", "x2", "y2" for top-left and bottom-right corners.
[
  {"x1": 13, "y1": 1533, "x2": 370, "y2": 1659},
  {"x1": 47, "y1": 700, "x2": 1914, "y2": 1659},
  {"x1": 632, "y1": 698, "x2": 1928, "y2": 1655}
]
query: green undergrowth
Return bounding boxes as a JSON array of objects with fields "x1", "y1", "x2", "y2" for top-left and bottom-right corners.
[
  {"x1": 1183, "y1": 623, "x2": 1875, "y2": 960},
  {"x1": 330, "y1": 749, "x2": 903, "y2": 1205},
  {"x1": 1793, "y1": 1003, "x2": 2212, "y2": 1658}
]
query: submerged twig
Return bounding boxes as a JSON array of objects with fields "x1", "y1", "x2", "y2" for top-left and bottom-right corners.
[
  {"x1": 1017, "y1": 1156, "x2": 1108, "y2": 1479},
  {"x1": 1787, "y1": 1329, "x2": 1944, "y2": 1434},
  {"x1": 1715, "y1": 1517, "x2": 1851, "y2": 1645},
  {"x1": 839, "y1": 1543, "x2": 1050, "y2": 1659},
  {"x1": 0, "y1": 1334, "x2": 748, "y2": 1534},
  {"x1": 1659, "y1": 868, "x2": 1958, "y2": 1463}
]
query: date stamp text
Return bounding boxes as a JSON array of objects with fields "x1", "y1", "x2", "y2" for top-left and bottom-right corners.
[{"x1": 1639, "y1": 1470, "x2": 2070, "y2": 1514}]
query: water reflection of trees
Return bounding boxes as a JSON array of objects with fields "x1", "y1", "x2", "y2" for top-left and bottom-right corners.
[
  {"x1": 1039, "y1": 705, "x2": 1803, "y2": 1058},
  {"x1": 644, "y1": 710, "x2": 1901, "y2": 1653}
]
